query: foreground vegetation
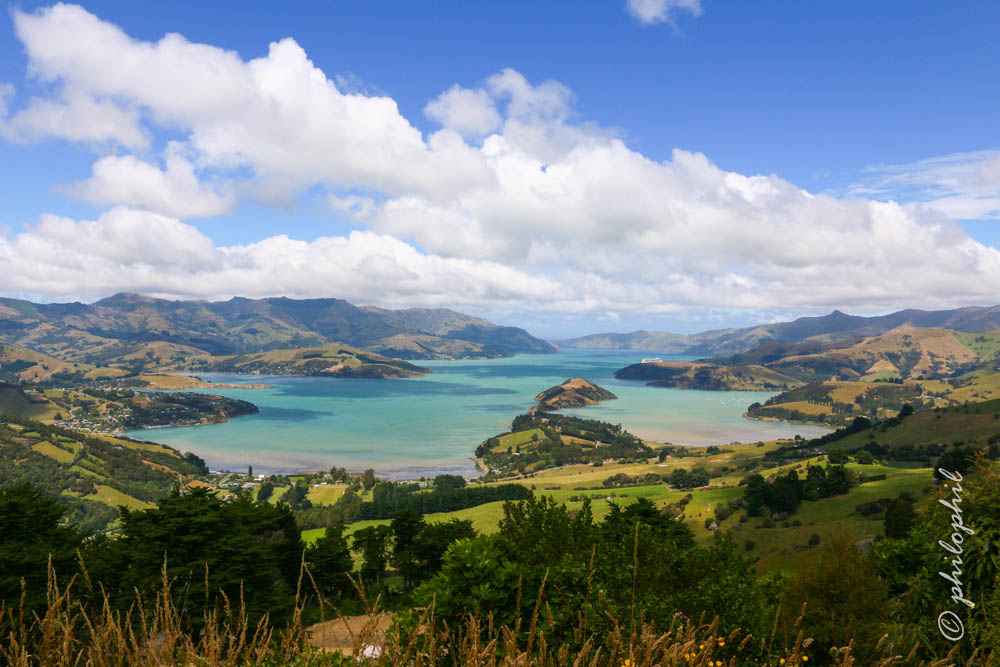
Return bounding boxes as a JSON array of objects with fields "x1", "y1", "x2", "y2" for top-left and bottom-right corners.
[{"x1": 3, "y1": 455, "x2": 999, "y2": 664}]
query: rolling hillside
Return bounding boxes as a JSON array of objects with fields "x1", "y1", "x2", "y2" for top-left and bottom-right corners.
[
  {"x1": 0, "y1": 413, "x2": 205, "y2": 531},
  {"x1": 554, "y1": 304, "x2": 1000, "y2": 356},
  {"x1": 176, "y1": 344, "x2": 430, "y2": 378},
  {"x1": 0, "y1": 293, "x2": 555, "y2": 369}
]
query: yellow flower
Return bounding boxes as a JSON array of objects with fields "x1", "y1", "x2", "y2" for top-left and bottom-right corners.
[
  {"x1": 699, "y1": 644, "x2": 705, "y2": 649},
  {"x1": 803, "y1": 658, "x2": 809, "y2": 662},
  {"x1": 780, "y1": 660, "x2": 786, "y2": 665},
  {"x1": 625, "y1": 662, "x2": 631, "y2": 666},
  {"x1": 718, "y1": 639, "x2": 726, "y2": 646}
]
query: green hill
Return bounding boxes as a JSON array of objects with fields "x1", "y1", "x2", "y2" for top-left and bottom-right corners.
[
  {"x1": 0, "y1": 294, "x2": 555, "y2": 369},
  {"x1": 175, "y1": 343, "x2": 430, "y2": 378},
  {"x1": 0, "y1": 414, "x2": 205, "y2": 531}
]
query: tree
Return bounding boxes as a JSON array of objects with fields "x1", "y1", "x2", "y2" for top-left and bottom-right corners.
[
  {"x1": 353, "y1": 525, "x2": 392, "y2": 585},
  {"x1": 284, "y1": 480, "x2": 313, "y2": 510},
  {"x1": 934, "y1": 446, "x2": 977, "y2": 479},
  {"x1": 827, "y1": 449, "x2": 849, "y2": 464},
  {"x1": 413, "y1": 518, "x2": 475, "y2": 582},
  {"x1": 808, "y1": 533, "x2": 821, "y2": 547},
  {"x1": 257, "y1": 479, "x2": 274, "y2": 502},
  {"x1": 0, "y1": 484, "x2": 85, "y2": 617},
  {"x1": 782, "y1": 534, "x2": 888, "y2": 665},
  {"x1": 883, "y1": 497, "x2": 916, "y2": 539},
  {"x1": 111, "y1": 488, "x2": 304, "y2": 636},
  {"x1": 390, "y1": 510, "x2": 426, "y2": 590},
  {"x1": 362, "y1": 468, "x2": 377, "y2": 491},
  {"x1": 305, "y1": 525, "x2": 354, "y2": 600},
  {"x1": 433, "y1": 474, "x2": 466, "y2": 490},
  {"x1": 854, "y1": 450, "x2": 874, "y2": 464}
]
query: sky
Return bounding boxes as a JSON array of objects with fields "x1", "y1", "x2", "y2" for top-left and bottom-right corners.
[{"x1": 0, "y1": 1, "x2": 998, "y2": 338}]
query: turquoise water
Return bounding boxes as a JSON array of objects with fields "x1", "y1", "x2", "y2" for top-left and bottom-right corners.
[{"x1": 124, "y1": 350, "x2": 829, "y2": 476}]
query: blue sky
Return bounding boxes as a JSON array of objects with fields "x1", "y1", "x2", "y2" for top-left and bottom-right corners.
[{"x1": 0, "y1": 1, "x2": 998, "y2": 337}]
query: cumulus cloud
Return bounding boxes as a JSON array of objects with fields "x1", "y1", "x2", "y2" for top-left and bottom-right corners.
[
  {"x1": 2, "y1": 4, "x2": 1000, "y2": 319},
  {"x1": 424, "y1": 84, "x2": 502, "y2": 138},
  {"x1": 0, "y1": 208, "x2": 563, "y2": 308},
  {"x1": 68, "y1": 148, "x2": 233, "y2": 217},
  {"x1": 625, "y1": 0, "x2": 702, "y2": 26}
]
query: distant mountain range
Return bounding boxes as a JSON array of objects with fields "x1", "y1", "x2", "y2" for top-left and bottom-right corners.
[
  {"x1": 0, "y1": 293, "x2": 555, "y2": 367},
  {"x1": 552, "y1": 306, "x2": 1000, "y2": 357}
]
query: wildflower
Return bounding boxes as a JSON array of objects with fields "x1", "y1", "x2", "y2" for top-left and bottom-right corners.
[
  {"x1": 718, "y1": 639, "x2": 725, "y2": 646},
  {"x1": 803, "y1": 658, "x2": 809, "y2": 662},
  {"x1": 699, "y1": 643, "x2": 705, "y2": 649}
]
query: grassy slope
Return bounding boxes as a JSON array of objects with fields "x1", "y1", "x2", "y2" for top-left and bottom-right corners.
[{"x1": 301, "y1": 436, "x2": 931, "y2": 573}]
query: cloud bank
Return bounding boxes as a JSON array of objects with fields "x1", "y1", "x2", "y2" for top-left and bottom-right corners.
[{"x1": 2, "y1": 3, "x2": 999, "y2": 320}]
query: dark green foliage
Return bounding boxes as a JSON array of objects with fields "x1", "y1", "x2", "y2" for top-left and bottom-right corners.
[
  {"x1": 665, "y1": 467, "x2": 710, "y2": 489},
  {"x1": 362, "y1": 468, "x2": 377, "y2": 490},
  {"x1": 305, "y1": 525, "x2": 353, "y2": 600},
  {"x1": 257, "y1": 479, "x2": 274, "y2": 502},
  {"x1": 934, "y1": 446, "x2": 978, "y2": 479},
  {"x1": 356, "y1": 482, "x2": 530, "y2": 520},
  {"x1": 827, "y1": 449, "x2": 849, "y2": 464},
  {"x1": 390, "y1": 510, "x2": 425, "y2": 590},
  {"x1": 103, "y1": 488, "x2": 304, "y2": 634},
  {"x1": 0, "y1": 484, "x2": 85, "y2": 617},
  {"x1": 883, "y1": 497, "x2": 916, "y2": 539},
  {"x1": 283, "y1": 480, "x2": 313, "y2": 510},
  {"x1": 352, "y1": 525, "x2": 392, "y2": 585},
  {"x1": 783, "y1": 534, "x2": 889, "y2": 665},
  {"x1": 745, "y1": 465, "x2": 853, "y2": 517},
  {"x1": 433, "y1": 473, "x2": 466, "y2": 490},
  {"x1": 854, "y1": 450, "x2": 874, "y2": 464},
  {"x1": 402, "y1": 495, "x2": 777, "y2": 655}
]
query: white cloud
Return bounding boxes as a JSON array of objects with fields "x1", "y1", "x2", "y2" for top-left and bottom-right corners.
[
  {"x1": 626, "y1": 0, "x2": 702, "y2": 26},
  {"x1": 68, "y1": 148, "x2": 233, "y2": 217},
  {"x1": 0, "y1": 208, "x2": 564, "y2": 308},
  {"x1": 849, "y1": 150, "x2": 1000, "y2": 220},
  {"x1": 424, "y1": 84, "x2": 502, "y2": 138},
  {"x1": 0, "y1": 86, "x2": 148, "y2": 148},
  {"x1": 10, "y1": 4, "x2": 493, "y2": 202},
  {"x1": 327, "y1": 194, "x2": 376, "y2": 221},
  {"x1": 2, "y1": 4, "x2": 1000, "y2": 320}
]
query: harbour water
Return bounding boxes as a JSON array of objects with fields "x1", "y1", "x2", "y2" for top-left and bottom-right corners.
[{"x1": 124, "y1": 349, "x2": 829, "y2": 475}]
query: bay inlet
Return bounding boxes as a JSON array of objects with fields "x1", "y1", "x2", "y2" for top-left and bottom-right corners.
[{"x1": 124, "y1": 349, "x2": 830, "y2": 475}]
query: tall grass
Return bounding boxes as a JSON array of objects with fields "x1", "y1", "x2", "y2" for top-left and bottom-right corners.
[{"x1": 0, "y1": 557, "x2": 983, "y2": 666}]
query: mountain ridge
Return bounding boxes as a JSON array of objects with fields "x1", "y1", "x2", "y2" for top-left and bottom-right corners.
[
  {"x1": 553, "y1": 305, "x2": 1000, "y2": 356},
  {"x1": 0, "y1": 293, "x2": 555, "y2": 365}
]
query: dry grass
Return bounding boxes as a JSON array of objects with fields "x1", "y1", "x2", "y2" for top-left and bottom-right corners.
[{"x1": 0, "y1": 557, "x2": 987, "y2": 666}]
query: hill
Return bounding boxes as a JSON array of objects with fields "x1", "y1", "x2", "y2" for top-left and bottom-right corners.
[
  {"x1": 0, "y1": 413, "x2": 205, "y2": 531},
  {"x1": 614, "y1": 360, "x2": 800, "y2": 391},
  {"x1": 553, "y1": 304, "x2": 1000, "y2": 356},
  {"x1": 0, "y1": 383, "x2": 259, "y2": 432},
  {"x1": 173, "y1": 344, "x2": 430, "y2": 378},
  {"x1": 0, "y1": 294, "x2": 555, "y2": 369},
  {"x1": 532, "y1": 377, "x2": 617, "y2": 411}
]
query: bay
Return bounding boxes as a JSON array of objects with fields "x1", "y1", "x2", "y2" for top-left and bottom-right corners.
[{"x1": 124, "y1": 349, "x2": 830, "y2": 476}]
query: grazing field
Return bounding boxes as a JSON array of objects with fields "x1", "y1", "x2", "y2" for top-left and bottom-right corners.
[
  {"x1": 83, "y1": 484, "x2": 155, "y2": 510},
  {"x1": 307, "y1": 483, "x2": 348, "y2": 505},
  {"x1": 31, "y1": 440, "x2": 76, "y2": 463}
]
